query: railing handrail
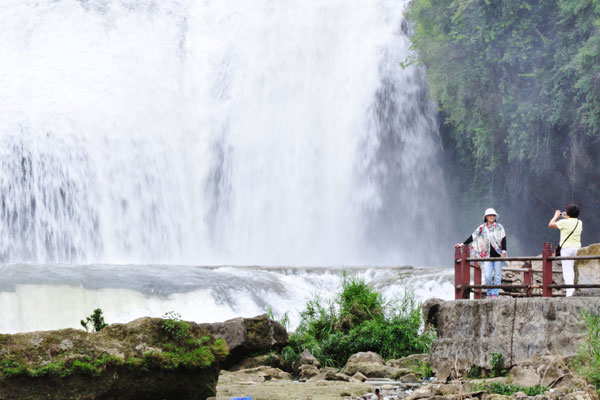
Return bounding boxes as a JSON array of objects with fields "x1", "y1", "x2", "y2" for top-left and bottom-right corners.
[
  {"x1": 458, "y1": 255, "x2": 600, "y2": 263},
  {"x1": 453, "y1": 242, "x2": 600, "y2": 299}
]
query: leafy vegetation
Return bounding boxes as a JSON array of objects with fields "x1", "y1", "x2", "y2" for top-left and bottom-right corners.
[
  {"x1": 285, "y1": 275, "x2": 435, "y2": 368},
  {"x1": 575, "y1": 310, "x2": 600, "y2": 392},
  {"x1": 407, "y1": 0, "x2": 600, "y2": 252},
  {"x1": 80, "y1": 308, "x2": 108, "y2": 332},
  {"x1": 472, "y1": 381, "x2": 549, "y2": 396},
  {"x1": 467, "y1": 364, "x2": 483, "y2": 379},
  {"x1": 466, "y1": 352, "x2": 507, "y2": 379},
  {"x1": 490, "y1": 352, "x2": 508, "y2": 377},
  {"x1": 412, "y1": 360, "x2": 434, "y2": 378},
  {"x1": 0, "y1": 354, "x2": 125, "y2": 380},
  {"x1": 145, "y1": 311, "x2": 229, "y2": 371}
]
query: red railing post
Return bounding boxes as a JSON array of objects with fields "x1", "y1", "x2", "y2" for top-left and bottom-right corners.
[
  {"x1": 473, "y1": 261, "x2": 482, "y2": 299},
  {"x1": 523, "y1": 261, "x2": 533, "y2": 297},
  {"x1": 542, "y1": 242, "x2": 553, "y2": 297},
  {"x1": 461, "y1": 245, "x2": 471, "y2": 299},
  {"x1": 455, "y1": 246, "x2": 462, "y2": 299}
]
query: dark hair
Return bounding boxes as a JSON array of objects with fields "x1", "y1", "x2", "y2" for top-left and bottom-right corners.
[{"x1": 566, "y1": 203, "x2": 579, "y2": 218}]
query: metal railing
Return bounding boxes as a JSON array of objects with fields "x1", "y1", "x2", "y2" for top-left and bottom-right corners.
[{"x1": 454, "y1": 242, "x2": 600, "y2": 299}]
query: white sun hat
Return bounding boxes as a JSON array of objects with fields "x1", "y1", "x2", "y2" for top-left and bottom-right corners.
[{"x1": 483, "y1": 208, "x2": 498, "y2": 220}]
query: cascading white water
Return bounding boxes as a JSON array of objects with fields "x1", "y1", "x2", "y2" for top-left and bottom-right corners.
[
  {"x1": 0, "y1": 264, "x2": 455, "y2": 333},
  {"x1": 0, "y1": 0, "x2": 451, "y2": 266}
]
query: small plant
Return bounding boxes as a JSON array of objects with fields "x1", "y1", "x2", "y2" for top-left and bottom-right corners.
[
  {"x1": 467, "y1": 364, "x2": 483, "y2": 378},
  {"x1": 80, "y1": 308, "x2": 108, "y2": 332},
  {"x1": 161, "y1": 311, "x2": 193, "y2": 344},
  {"x1": 490, "y1": 352, "x2": 508, "y2": 377},
  {"x1": 281, "y1": 345, "x2": 297, "y2": 370},
  {"x1": 412, "y1": 360, "x2": 434, "y2": 378}
]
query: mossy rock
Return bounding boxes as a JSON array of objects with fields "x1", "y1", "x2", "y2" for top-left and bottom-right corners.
[
  {"x1": 198, "y1": 314, "x2": 288, "y2": 369},
  {"x1": 0, "y1": 317, "x2": 228, "y2": 400}
]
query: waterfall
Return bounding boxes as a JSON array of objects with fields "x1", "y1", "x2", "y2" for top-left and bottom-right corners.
[{"x1": 0, "y1": 0, "x2": 452, "y2": 266}]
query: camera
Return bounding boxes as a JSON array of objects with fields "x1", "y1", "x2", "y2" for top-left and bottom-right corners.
[{"x1": 561, "y1": 212, "x2": 566, "y2": 217}]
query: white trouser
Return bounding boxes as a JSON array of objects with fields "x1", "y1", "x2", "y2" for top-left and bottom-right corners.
[{"x1": 561, "y1": 247, "x2": 579, "y2": 297}]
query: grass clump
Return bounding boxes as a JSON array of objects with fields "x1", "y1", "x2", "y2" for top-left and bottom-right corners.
[
  {"x1": 575, "y1": 310, "x2": 600, "y2": 392},
  {"x1": 287, "y1": 274, "x2": 435, "y2": 368}
]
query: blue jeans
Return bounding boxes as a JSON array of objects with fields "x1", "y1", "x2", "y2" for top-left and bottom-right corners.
[{"x1": 484, "y1": 260, "x2": 505, "y2": 296}]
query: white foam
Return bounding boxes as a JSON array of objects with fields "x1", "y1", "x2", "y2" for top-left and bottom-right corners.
[{"x1": 0, "y1": 265, "x2": 453, "y2": 333}]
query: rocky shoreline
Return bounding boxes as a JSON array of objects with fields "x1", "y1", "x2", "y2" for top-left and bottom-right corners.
[
  {"x1": 213, "y1": 352, "x2": 594, "y2": 400},
  {"x1": 1, "y1": 298, "x2": 599, "y2": 399}
]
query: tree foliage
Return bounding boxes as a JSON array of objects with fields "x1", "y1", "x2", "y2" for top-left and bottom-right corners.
[{"x1": 407, "y1": 0, "x2": 600, "y2": 252}]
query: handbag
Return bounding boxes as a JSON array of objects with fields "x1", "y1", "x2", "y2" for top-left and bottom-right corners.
[{"x1": 555, "y1": 220, "x2": 579, "y2": 256}]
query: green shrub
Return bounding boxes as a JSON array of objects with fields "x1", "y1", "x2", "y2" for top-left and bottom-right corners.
[
  {"x1": 281, "y1": 346, "x2": 297, "y2": 370},
  {"x1": 412, "y1": 361, "x2": 434, "y2": 378},
  {"x1": 288, "y1": 275, "x2": 435, "y2": 368},
  {"x1": 490, "y1": 352, "x2": 508, "y2": 377},
  {"x1": 80, "y1": 308, "x2": 108, "y2": 332},
  {"x1": 473, "y1": 382, "x2": 548, "y2": 396},
  {"x1": 160, "y1": 311, "x2": 193, "y2": 344},
  {"x1": 467, "y1": 364, "x2": 483, "y2": 379}
]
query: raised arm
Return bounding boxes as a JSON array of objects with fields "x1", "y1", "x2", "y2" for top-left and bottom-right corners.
[{"x1": 548, "y1": 210, "x2": 561, "y2": 229}]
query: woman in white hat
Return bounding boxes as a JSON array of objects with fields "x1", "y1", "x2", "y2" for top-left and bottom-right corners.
[{"x1": 455, "y1": 208, "x2": 507, "y2": 298}]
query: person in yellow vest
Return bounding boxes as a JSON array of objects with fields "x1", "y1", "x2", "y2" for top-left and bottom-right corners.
[{"x1": 549, "y1": 204, "x2": 582, "y2": 297}]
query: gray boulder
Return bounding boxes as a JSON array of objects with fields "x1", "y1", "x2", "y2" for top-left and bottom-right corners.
[
  {"x1": 297, "y1": 364, "x2": 320, "y2": 381},
  {"x1": 227, "y1": 352, "x2": 285, "y2": 371},
  {"x1": 292, "y1": 348, "x2": 321, "y2": 375},
  {"x1": 575, "y1": 244, "x2": 600, "y2": 296},
  {"x1": 307, "y1": 370, "x2": 350, "y2": 382},
  {"x1": 562, "y1": 392, "x2": 595, "y2": 400},
  {"x1": 198, "y1": 314, "x2": 288, "y2": 369},
  {"x1": 343, "y1": 351, "x2": 402, "y2": 378},
  {"x1": 347, "y1": 351, "x2": 384, "y2": 364},
  {"x1": 386, "y1": 354, "x2": 428, "y2": 369},
  {"x1": 351, "y1": 371, "x2": 368, "y2": 382},
  {"x1": 509, "y1": 355, "x2": 587, "y2": 390},
  {"x1": 218, "y1": 366, "x2": 293, "y2": 384}
]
